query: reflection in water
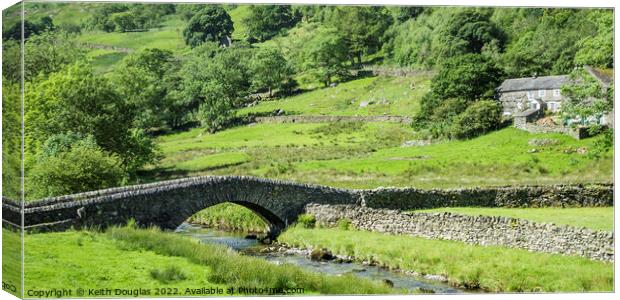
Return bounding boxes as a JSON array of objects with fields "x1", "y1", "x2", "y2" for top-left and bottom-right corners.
[{"x1": 176, "y1": 223, "x2": 462, "y2": 293}]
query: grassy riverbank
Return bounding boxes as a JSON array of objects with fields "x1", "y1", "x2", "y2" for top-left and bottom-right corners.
[
  {"x1": 278, "y1": 227, "x2": 613, "y2": 292},
  {"x1": 22, "y1": 226, "x2": 395, "y2": 296},
  {"x1": 412, "y1": 207, "x2": 614, "y2": 232}
]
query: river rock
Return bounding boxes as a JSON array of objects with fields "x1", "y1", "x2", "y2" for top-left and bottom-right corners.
[
  {"x1": 382, "y1": 279, "x2": 394, "y2": 287},
  {"x1": 310, "y1": 248, "x2": 334, "y2": 261},
  {"x1": 415, "y1": 287, "x2": 436, "y2": 294},
  {"x1": 423, "y1": 274, "x2": 448, "y2": 282}
]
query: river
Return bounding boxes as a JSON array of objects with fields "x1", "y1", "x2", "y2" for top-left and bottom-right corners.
[{"x1": 175, "y1": 223, "x2": 463, "y2": 294}]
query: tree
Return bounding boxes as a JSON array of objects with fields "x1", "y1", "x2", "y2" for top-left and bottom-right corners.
[
  {"x1": 112, "y1": 48, "x2": 180, "y2": 130},
  {"x1": 561, "y1": 68, "x2": 612, "y2": 125},
  {"x1": 389, "y1": 6, "x2": 426, "y2": 23},
  {"x1": 24, "y1": 31, "x2": 86, "y2": 81},
  {"x1": 2, "y1": 80, "x2": 22, "y2": 199},
  {"x1": 183, "y1": 6, "x2": 233, "y2": 47},
  {"x1": 2, "y1": 40, "x2": 21, "y2": 83},
  {"x1": 84, "y1": 3, "x2": 129, "y2": 32},
  {"x1": 327, "y1": 6, "x2": 392, "y2": 64},
  {"x1": 382, "y1": 15, "x2": 436, "y2": 68},
  {"x1": 109, "y1": 10, "x2": 143, "y2": 32},
  {"x1": 197, "y1": 82, "x2": 236, "y2": 131},
  {"x1": 301, "y1": 26, "x2": 349, "y2": 86},
  {"x1": 84, "y1": 3, "x2": 174, "y2": 32},
  {"x1": 413, "y1": 54, "x2": 503, "y2": 139},
  {"x1": 3, "y1": 16, "x2": 55, "y2": 41},
  {"x1": 574, "y1": 10, "x2": 613, "y2": 68},
  {"x1": 27, "y1": 135, "x2": 125, "y2": 199},
  {"x1": 25, "y1": 62, "x2": 158, "y2": 173},
  {"x1": 383, "y1": 8, "x2": 503, "y2": 68},
  {"x1": 243, "y1": 5, "x2": 299, "y2": 42},
  {"x1": 449, "y1": 100, "x2": 502, "y2": 139},
  {"x1": 437, "y1": 9, "x2": 504, "y2": 58},
  {"x1": 430, "y1": 53, "x2": 503, "y2": 101},
  {"x1": 180, "y1": 44, "x2": 253, "y2": 131},
  {"x1": 249, "y1": 47, "x2": 294, "y2": 97},
  {"x1": 501, "y1": 8, "x2": 598, "y2": 77}
]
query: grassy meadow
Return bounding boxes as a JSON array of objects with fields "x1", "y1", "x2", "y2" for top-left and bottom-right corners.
[
  {"x1": 23, "y1": 226, "x2": 395, "y2": 295},
  {"x1": 238, "y1": 75, "x2": 431, "y2": 116},
  {"x1": 147, "y1": 122, "x2": 612, "y2": 189},
  {"x1": 279, "y1": 227, "x2": 614, "y2": 292}
]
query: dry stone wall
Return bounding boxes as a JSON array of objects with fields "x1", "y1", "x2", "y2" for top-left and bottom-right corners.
[
  {"x1": 253, "y1": 115, "x2": 413, "y2": 124},
  {"x1": 305, "y1": 204, "x2": 614, "y2": 262},
  {"x1": 360, "y1": 183, "x2": 612, "y2": 210}
]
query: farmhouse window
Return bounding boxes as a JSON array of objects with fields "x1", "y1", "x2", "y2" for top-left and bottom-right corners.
[
  {"x1": 554, "y1": 89, "x2": 561, "y2": 97},
  {"x1": 538, "y1": 90, "x2": 545, "y2": 97}
]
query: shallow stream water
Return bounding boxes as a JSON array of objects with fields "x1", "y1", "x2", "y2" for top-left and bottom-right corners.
[{"x1": 175, "y1": 223, "x2": 463, "y2": 294}]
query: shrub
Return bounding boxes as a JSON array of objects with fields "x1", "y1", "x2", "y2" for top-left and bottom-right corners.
[
  {"x1": 449, "y1": 100, "x2": 502, "y2": 139},
  {"x1": 27, "y1": 136, "x2": 125, "y2": 199},
  {"x1": 296, "y1": 214, "x2": 316, "y2": 229},
  {"x1": 150, "y1": 266, "x2": 187, "y2": 283},
  {"x1": 337, "y1": 218, "x2": 353, "y2": 230}
]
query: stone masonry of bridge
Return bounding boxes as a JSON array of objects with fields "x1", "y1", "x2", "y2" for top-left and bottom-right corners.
[{"x1": 1, "y1": 176, "x2": 613, "y2": 260}]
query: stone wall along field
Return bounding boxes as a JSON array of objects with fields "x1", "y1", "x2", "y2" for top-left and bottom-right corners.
[{"x1": 305, "y1": 204, "x2": 614, "y2": 262}]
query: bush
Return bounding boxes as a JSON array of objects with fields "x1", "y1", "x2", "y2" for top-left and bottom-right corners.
[
  {"x1": 449, "y1": 100, "x2": 502, "y2": 139},
  {"x1": 27, "y1": 137, "x2": 125, "y2": 199},
  {"x1": 296, "y1": 214, "x2": 316, "y2": 229},
  {"x1": 414, "y1": 97, "x2": 469, "y2": 139},
  {"x1": 337, "y1": 218, "x2": 353, "y2": 230},
  {"x1": 150, "y1": 266, "x2": 187, "y2": 283}
]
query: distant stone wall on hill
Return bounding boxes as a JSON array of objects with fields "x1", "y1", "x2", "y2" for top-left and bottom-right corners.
[{"x1": 254, "y1": 115, "x2": 413, "y2": 124}]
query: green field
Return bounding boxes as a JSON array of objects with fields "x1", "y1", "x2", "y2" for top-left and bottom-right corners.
[
  {"x1": 413, "y1": 207, "x2": 614, "y2": 232},
  {"x1": 239, "y1": 75, "x2": 430, "y2": 117},
  {"x1": 150, "y1": 124, "x2": 612, "y2": 189},
  {"x1": 279, "y1": 227, "x2": 613, "y2": 292},
  {"x1": 287, "y1": 127, "x2": 613, "y2": 188},
  {"x1": 4, "y1": 2, "x2": 94, "y2": 30},
  {"x1": 228, "y1": 5, "x2": 251, "y2": 40},
  {"x1": 23, "y1": 227, "x2": 394, "y2": 296},
  {"x1": 78, "y1": 16, "x2": 187, "y2": 53},
  {"x1": 146, "y1": 121, "x2": 412, "y2": 181}
]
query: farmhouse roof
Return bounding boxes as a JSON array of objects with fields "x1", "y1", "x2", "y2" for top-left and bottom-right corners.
[{"x1": 498, "y1": 75, "x2": 571, "y2": 93}]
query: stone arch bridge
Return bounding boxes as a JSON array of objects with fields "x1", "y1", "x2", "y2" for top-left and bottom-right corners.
[
  {"x1": 2, "y1": 176, "x2": 612, "y2": 237},
  {"x1": 2, "y1": 176, "x2": 360, "y2": 236}
]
